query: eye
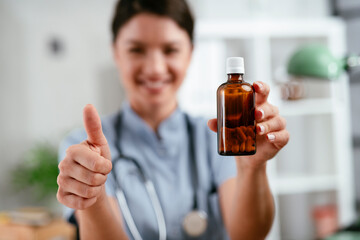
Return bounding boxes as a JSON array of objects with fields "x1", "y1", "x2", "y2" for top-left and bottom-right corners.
[
  {"x1": 128, "y1": 47, "x2": 144, "y2": 54},
  {"x1": 164, "y1": 47, "x2": 179, "y2": 55}
]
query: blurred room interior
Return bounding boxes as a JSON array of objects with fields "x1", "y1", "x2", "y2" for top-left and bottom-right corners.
[{"x1": 0, "y1": 0, "x2": 360, "y2": 239}]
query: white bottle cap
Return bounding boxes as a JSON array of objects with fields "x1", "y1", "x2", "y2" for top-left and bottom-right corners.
[{"x1": 226, "y1": 57, "x2": 245, "y2": 74}]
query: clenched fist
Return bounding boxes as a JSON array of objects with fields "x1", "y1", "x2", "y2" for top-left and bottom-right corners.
[{"x1": 57, "y1": 104, "x2": 112, "y2": 210}]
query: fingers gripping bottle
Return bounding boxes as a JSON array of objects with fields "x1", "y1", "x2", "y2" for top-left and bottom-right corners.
[{"x1": 217, "y1": 57, "x2": 256, "y2": 155}]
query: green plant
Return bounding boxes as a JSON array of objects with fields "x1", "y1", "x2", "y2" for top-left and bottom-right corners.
[{"x1": 11, "y1": 142, "x2": 59, "y2": 200}]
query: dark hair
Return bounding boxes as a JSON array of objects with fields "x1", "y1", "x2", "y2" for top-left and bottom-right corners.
[{"x1": 111, "y1": 0, "x2": 194, "y2": 44}]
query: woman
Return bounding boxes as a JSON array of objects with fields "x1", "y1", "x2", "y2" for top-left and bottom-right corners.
[{"x1": 57, "y1": 0, "x2": 289, "y2": 239}]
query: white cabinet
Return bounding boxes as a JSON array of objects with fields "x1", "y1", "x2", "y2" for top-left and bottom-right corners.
[{"x1": 178, "y1": 18, "x2": 356, "y2": 240}]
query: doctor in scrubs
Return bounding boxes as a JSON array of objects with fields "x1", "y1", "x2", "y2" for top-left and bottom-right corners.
[{"x1": 56, "y1": 0, "x2": 289, "y2": 239}]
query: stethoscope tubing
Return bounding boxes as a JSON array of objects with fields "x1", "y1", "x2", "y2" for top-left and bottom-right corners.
[
  {"x1": 115, "y1": 189, "x2": 143, "y2": 240},
  {"x1": 111, "y1": 112, "x2": 203, "y2": 240},
  {"x1": 115, "y1": 180, "x2": 167, "y2": 240}
]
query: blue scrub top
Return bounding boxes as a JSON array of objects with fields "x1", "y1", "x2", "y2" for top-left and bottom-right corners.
[{"x1": 58, "y1": 102, "x2": 237, "y2": 239}]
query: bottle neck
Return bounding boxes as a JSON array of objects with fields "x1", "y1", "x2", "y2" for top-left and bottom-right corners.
[{"x1": 227, "y1": 74, "x2": 244, "y2": 83}]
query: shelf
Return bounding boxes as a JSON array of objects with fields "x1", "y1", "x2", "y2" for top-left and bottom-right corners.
[
  {"x1": 278, "y1": 98, "x2": 335, "y2": 116},
  {"x1": 273, "y1": 175, "x2": 337, "y2": 195}
]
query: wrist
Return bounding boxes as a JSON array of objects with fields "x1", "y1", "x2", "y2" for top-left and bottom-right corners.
[
  {"x1": 79, "y1": 187, "x2": 109, "y2": 216},
  {"x1": 235, "y1": 160, "x2": 267, "y2": 177}
]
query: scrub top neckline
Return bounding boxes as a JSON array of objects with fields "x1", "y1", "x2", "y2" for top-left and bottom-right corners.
[{"x1": 121, "y1": 101, "x2": 185, "y2": 150}]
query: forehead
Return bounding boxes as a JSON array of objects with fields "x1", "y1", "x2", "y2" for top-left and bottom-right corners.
[{"x1": 116, "y1": 13, "x2": 190, "y2": 45}]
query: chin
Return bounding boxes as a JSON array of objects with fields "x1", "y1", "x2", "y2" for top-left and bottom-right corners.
[{"x1": 142, "y1": 95, "x2": 176, "y2": 109}]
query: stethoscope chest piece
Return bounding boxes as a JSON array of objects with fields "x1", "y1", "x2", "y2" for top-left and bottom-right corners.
[{"x1": 183, "y1": 210, "x2": 208, "y2": 237}]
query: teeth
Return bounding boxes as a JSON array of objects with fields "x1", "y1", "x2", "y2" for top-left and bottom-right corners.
[{"x1": 145, "y1": 81, "x2": 165, "y2": 89}]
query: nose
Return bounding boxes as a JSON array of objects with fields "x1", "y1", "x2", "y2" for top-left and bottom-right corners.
[{"x1": 143, "y1": 50, "x2": 167, "y2": 78}]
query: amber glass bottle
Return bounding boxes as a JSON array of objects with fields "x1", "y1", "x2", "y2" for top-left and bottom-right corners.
[{"x1": 217, "y1": 57, "x2": 256, "y2": 155}]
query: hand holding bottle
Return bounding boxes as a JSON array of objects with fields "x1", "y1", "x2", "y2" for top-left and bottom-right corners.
[{"x1": 209, "y1": 81, "x2": 289, "y2": 168}]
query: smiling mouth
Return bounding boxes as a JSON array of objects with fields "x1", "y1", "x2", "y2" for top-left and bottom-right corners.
[
  {"x1": 145, "y1": 81, "x2": 166, "y2": 89},
  {"x1": 140, "y1": 80, "x2": 171, "y2": 93}
]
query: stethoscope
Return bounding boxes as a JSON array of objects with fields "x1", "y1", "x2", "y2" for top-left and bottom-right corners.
[{"x1": 111, "y1": 112, "x2": 208, "y2": 240}]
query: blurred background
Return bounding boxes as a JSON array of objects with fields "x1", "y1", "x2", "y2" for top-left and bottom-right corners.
[{"x1": 0, "y1": 0, "x2": 360, "y2": 239}]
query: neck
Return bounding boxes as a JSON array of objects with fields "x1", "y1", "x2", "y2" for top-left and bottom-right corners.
[
  {"x1": 130, "y1": 100, "x2": 177, "y2": 132},
  {"x1": 227, "y1": 73, "x2": 244, "y2": 82}
]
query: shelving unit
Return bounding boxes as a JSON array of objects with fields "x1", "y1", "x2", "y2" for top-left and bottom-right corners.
[
  {"x1": 178, "y1": 18, "x2": 356, "y2": 240},
  {"x1": 279, "y1": 98, "x2": 335, "y2": 116},
  {"x1": 274, "y1": 175, "x2": 338, "y2": 195}
]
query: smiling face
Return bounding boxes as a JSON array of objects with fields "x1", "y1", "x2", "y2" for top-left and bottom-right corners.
[{"x1": 113, "y1": 13, "x2": 193, "y2": 112}]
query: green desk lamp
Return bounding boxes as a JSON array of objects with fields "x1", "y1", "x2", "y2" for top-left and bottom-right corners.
[{"x1": 287, "y1": 43, "x2": 360, "y2": 80}]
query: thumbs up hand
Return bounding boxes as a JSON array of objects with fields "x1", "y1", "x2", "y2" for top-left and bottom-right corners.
[{"x1": 57, "y1": 104, "x2": 112, "y2": 210}]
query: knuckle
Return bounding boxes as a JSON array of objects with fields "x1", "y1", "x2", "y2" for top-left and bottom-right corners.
[
  {"x1": 67, "y1": 144, "x2": 85, "y2": 158},
  {"x1": 57, "y1": 174, "x2": 64, "y2": 187},
  {"x1": 57, "y1": 188, "x2": 68, "y2": 206},
  {"x1": 84, "y1": 186, "x2": 96, "y2": 198},
  {"x1": 273, "y1": 117, "x2": 280, "y2": 128},
  {"x1": 281, "y1": 117, "x2": 287, "y2": 128},
  {"x1": 273, "y1": 105, "x2": 279, "y2": 115},
  {"x1": 91, "y1": 174, "x2": 105, "y2": 186},
  {"x1": 89, "y1": 174, "x2": 99, "y2": 186},
  {"x1": 93, "y1": 157, "x2": 111, "y2": 174},
  {"x1": 58, "y1": 160, "x2": 68, "y2": 173},
  {"x1": 58, "y1": 161, "x2": 64, "y2": 172},
  {"x1": 65, "y1": 146, "x2": 73, "y2": 156},
  {"x1": 263, "y1": 82, "x2": 270, "y2": 93},
  {"x1": 277, "y1": 116, "x2": 286, "y2": 128},
  {"x1": 103, "y1": 160, "x2": 112, "y2": 174},
  {"x1": 82, "y1": 186, "x2": 90, "y2": 198},
  {"x1": 107, "y1": 160, "x2": 113, "y2": 173},
  {"x1": 66, "y1": 145, "x2": 78, "y2": 158},
  {"x1": 89, "y1": 174, "x2": 97, "y2": 186},
  {"x1": 285, "y1": 131, "x2": 290, "y2": 143},
  {"x1": 91, "y1": 159, "x2": 100, "y2": 172},
  {"x1": 56, "y1": 190, "x2": 63, "y2": 202}
]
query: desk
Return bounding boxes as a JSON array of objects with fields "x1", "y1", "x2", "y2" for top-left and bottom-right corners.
[{"x1": 0, "y1": 218, "x2": 75, "y2": 240}]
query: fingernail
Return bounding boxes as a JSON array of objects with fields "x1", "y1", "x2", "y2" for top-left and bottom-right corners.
[
  {"x1": 259, "y1": 109, "x2": 264, "y2": 119},
  {"x1": 255, "y1": 108, "x2": 265, "y2": 120},
  {"x1": 258, "y1": 125, "x2": 265, "y2": 134},
  {"x1": 267, "y1": 134, "x2": 275, "y2": 141},
  {"x1": 256, "y1": 82, "x2": 263, "y2": 90}
]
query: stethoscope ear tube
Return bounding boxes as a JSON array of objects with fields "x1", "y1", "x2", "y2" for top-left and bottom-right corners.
[
  {"x1": 116, "y1": 189, "x2": 143, "y2": 240},
  {"x1": 114, "y1": 167, "x2": 167, "y2": 240},
  {"x1": 145, "y1": 180, "x2": 167, "y2": 240}
]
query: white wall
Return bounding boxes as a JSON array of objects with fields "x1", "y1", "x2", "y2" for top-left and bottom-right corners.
[
  {"x1": 0, "y1": 0, "x2": 121, "y2": 210},
  {"x1": 0, "y1": 0, "x2": 30, "y2": 210}
]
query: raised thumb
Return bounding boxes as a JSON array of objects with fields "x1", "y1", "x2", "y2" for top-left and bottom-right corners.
[{"x1": 83, "y1": 104, "x2": 111, "y2": 160}]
